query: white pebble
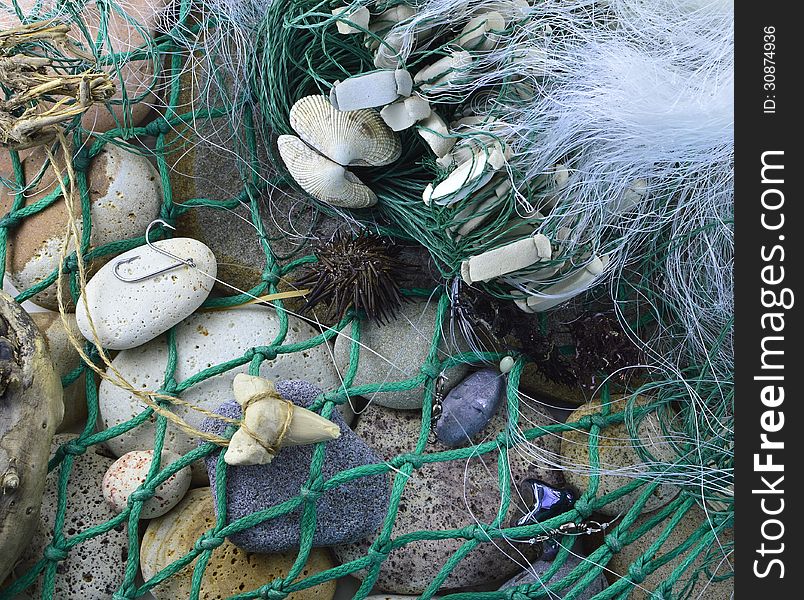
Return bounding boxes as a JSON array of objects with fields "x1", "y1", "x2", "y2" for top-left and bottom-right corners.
[
  {"x1": 102, "y1": 450, "x2": 192, "y2": 519},
  {"x1": 76, "y1": 238, "x2": 216, "y2": 350}
]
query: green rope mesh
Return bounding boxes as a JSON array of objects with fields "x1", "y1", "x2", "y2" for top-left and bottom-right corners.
[{"x1": 0, "y1": 1, "x2": 732, "y2": 599}]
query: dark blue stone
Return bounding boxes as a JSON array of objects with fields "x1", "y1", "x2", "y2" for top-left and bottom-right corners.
[
  {"x1": 199, "y1": 379, "x2": 389, "y2": 552},
  {"x1": 434, "y1": 368, "x2": 505, "y2": 447},
  {"x1": 512, "y1": 479, "x2": 577, "y2": 527}
]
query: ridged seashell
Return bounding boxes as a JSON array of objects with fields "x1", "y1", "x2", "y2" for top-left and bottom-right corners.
[
  {"x1": 289, "y1": 95, "x2": 401, "y2": 167},
  {"x1": 225, "y1": 374, "x2": 341, "y2": 466},
  {"x1": 277, "y1": 135, "x2": 377, "y2": 209}
]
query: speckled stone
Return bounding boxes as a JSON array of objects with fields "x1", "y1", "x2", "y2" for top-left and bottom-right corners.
[
  {"x1": 435, "y1": 368, "x2": 504, "y2": 447},
  {"x1": 560, "y1": 397, "x2": 680, "y2": 517},
  {"x1": 98, "y1": 308, "x2": 345, "y2": 483},
  {"x1": 30, "y1": 312, "x2": 89, "y2": 432},
  {"x1": 332, "y1": 300, "x2": 471, "y2": 409},
  {"x1": 140, "y1": 488, "x2": 337, "y2": 600},
  {"x1": 606, "y1": 505, "x2": 733, "y2": 598},
  {"x1": 199, "y1": 379, "x2": 389, "y2": 552},
  {"x1": 76, "y1": 238, "x2": 216, "y2": 350},
  {"x1": 1, "y1": 144, "x2": 162, "y2": 310},
  {"x1": 14, "y1": 434, "x2": 128, "y2": 599},
  {"x1": 332, "y1": 401, "x2": 564, "y2": 593},
  {"x1": 501, "y1": 554, "x2": 608, "y2": 599},
  {"x1": 102, "y1": 450, "x2": 191, "y2": 519}
]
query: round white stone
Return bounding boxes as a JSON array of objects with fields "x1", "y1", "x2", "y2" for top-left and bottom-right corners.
[
  {"x1": 102, "y1": 450, "x2": 191, "y2": 519},
  {"x1": 98, "y1": 307, "x2": 345, "y2": 479},
  {"x1": 76, "y1": 238, "x2": 217, "y2": 350}
]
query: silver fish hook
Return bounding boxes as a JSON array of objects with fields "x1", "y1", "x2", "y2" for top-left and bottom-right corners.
[{"x1": 113, "y1": 219, "x2": 195, "y2": 283}]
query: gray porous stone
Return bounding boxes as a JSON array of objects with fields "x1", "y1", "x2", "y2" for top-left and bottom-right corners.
[
  {"x1": 13, "y1": 435, "x2": 128, "y2": 599},
  {"x1": 434, "y1": 368, "x2": 505, "y2": 447},
  {"x1": 200, "y1": 379, "x2": 390, "y2": 552},
  {"x1": 332, "y1": 400, "x2": 565, "y2": 594},
  {"x1": 333, "y1": 300, "x2": 471, "y2": 409}
]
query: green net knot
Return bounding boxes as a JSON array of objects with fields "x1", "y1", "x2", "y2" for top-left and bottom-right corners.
[
  {"x1": 391, "y1": 453, "x2": 425, "y2": 470},
  {"x1": 463, "y1": 524, "x2": 492, "y2": 543},
  {"x1": 43, "y1": 544, "x2": 69, "y2": 562},
  {"x1": 419, "y1": 362, "x2": 441, "y2": 381},
  {"x1": 495, "y1": 430, "x2": 514, "y2": 448},
  {"x1": 72, "y1": 148, "x2": 92, "y2": 172},
  {"x1": 129, "y1": 487, "x2": 155, "y2": 503},
  {"x1": 252, "y1": 346, "x2": 279, "y2": 361},
  {"x1": 59, "y1": 440, "x2": 86, "y2": 457},
  {"x1": 194, "y1": 531, "x2": 225, "y2": 552},
  {"x1": 368, "y1": 540, "x2": 392, "y2": 562},
  {"x1": 143, "y1": 118, "x2": 174, "y2": 136},
  {"x1": 300, "y1": 475, "x2": 324, "y2": 502},
  {"x1": 0, "y1": 213, "x2": 23, "y2": 229},
  {"x1": 573, "y1": 497, "x2": 594, "y2": 519},
  {"x1": 605, "y1": 533, "x2": 624, "y2": 553},
  {"x1": 258, "y1": 585, "x2": 288, "y2": 600},
  {"x1": 627, "y1": 556, "x2": 648, "y2": 585},
  {"x1": 590, "y1": 413, "x2": 608, "y2": 429},
  {"x1": 261, "y1": 271, "x2": 281, "y2": 286}
]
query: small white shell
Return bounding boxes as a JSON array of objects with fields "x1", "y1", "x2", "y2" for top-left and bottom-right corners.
[
  {"x1": 523, "y1": 255, "x2": 610, "y2": 312},
  {"x1": 380, "y1": 96, "x2": 431, "y2": 131},
  {"x1": 289, "y1": 95, "x2": 401, "y2": 167},
  {"x1": 456, "y1": 11, "x2": 506, "y2": 51},
  {"x1": 414, "y1": 50, "x2": 472, "y2": 91},
  {"x1": 277, "y1": 135, "x2": 377, "y2": 209},
  {"x1": 332, "y1": 6, "x2": 370, "y2": 34},
  {"x1": 417, "y1": 112, "x2": 456, "y2": 158}
]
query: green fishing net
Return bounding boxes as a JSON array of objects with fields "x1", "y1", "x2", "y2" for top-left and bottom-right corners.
[{"x1": 0, "y1": 0, "x2": 733, "y2": 598}]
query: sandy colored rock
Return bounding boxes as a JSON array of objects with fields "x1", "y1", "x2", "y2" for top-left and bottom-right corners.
[
  {"x1": 1, "y1": 144, "x2": 162, "y2": 310},
  {"x1": 560, "y1": 397, "x2": 680, "y2": 517},
  {"x1": 140, "y1": 488, "x2": 337, "y2": 599},
  {"x1": 606, "y1": 504, "x2": 733, "y2": 598}
]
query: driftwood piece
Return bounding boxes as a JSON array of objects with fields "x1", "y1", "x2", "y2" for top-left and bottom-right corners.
[{"x1": 0, "y1": 290, "x2": 63, "y2": 582}]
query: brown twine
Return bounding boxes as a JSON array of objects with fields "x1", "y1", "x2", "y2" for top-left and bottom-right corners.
[
  {"x1": 48, "y1": 130, "x2": 253, "y2": 448},
  {"x1": 238, "y1": 387, "x2": 296, "y2": 458}
]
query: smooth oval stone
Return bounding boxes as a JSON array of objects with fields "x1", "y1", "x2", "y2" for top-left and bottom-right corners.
[
  {"x1": 501, "y1": 554, "x2": 609, "y2": 599},
  {"x1": 1, "y1": 144, "x2": 162, "y2": 310},
  {"x1": 98, "y1": 307, "x2": 345, "y2": 482},
  {"x1": 332, "y1": 300, "x2": 470, "y2": 409},
  {"x1": 30, "y1": 312, "x2": 89, "y2": 432},
  {"x1": 560, "y1": 397, "x2": 680, "y2": 517},
  {"x1": 199, "y1": 379, "x2": 389, "y2": 552},
  {"x1": 434, "y1": 368, "x2": 504, "y2": 447},
  {"x1": 14, "y1": 435, "x2": 129, "y2": 599},
  {"x1": 76, "y1": 238, "x2": 216, "y2": 350},
  {"x1": 333, "y1": 400, "x2": 565, "y2": 593},
  {"x1": 140, "y1": 488, "x2": 337, "y2": 599},
  {"x1": 606, "y1": 505, "x2": 733, "y2": 598},
  {"x1": 102, "y1": 450, "x2": 191, "y2": 519}
]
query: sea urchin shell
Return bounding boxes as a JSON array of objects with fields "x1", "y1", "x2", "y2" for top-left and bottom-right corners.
[{"x1": 295, "y1": 231, "x2": 413, "y2": 324}]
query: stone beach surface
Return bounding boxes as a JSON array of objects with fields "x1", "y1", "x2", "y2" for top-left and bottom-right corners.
[
  {"x1": 200, "y1": 379, "x2": 389, "y2": 553},
  {"x1": 333, "y1": 400, "x2": 564, "y2": 593},
  {"x1": 140, "y1": 488, "x2": 337, "y2": 600}
]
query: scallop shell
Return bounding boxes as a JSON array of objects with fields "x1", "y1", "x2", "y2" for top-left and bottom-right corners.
[
  {"x1": 277, "y1": 135, "x2": 377, "y2": 209},
  {"x1": 289, "y1": 95, "x2": 401, "y2": 167}
]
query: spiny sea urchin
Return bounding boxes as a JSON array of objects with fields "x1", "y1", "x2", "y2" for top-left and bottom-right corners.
[{"x1": 295, "y1": 230, "x2": 413, "y2": 324}]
